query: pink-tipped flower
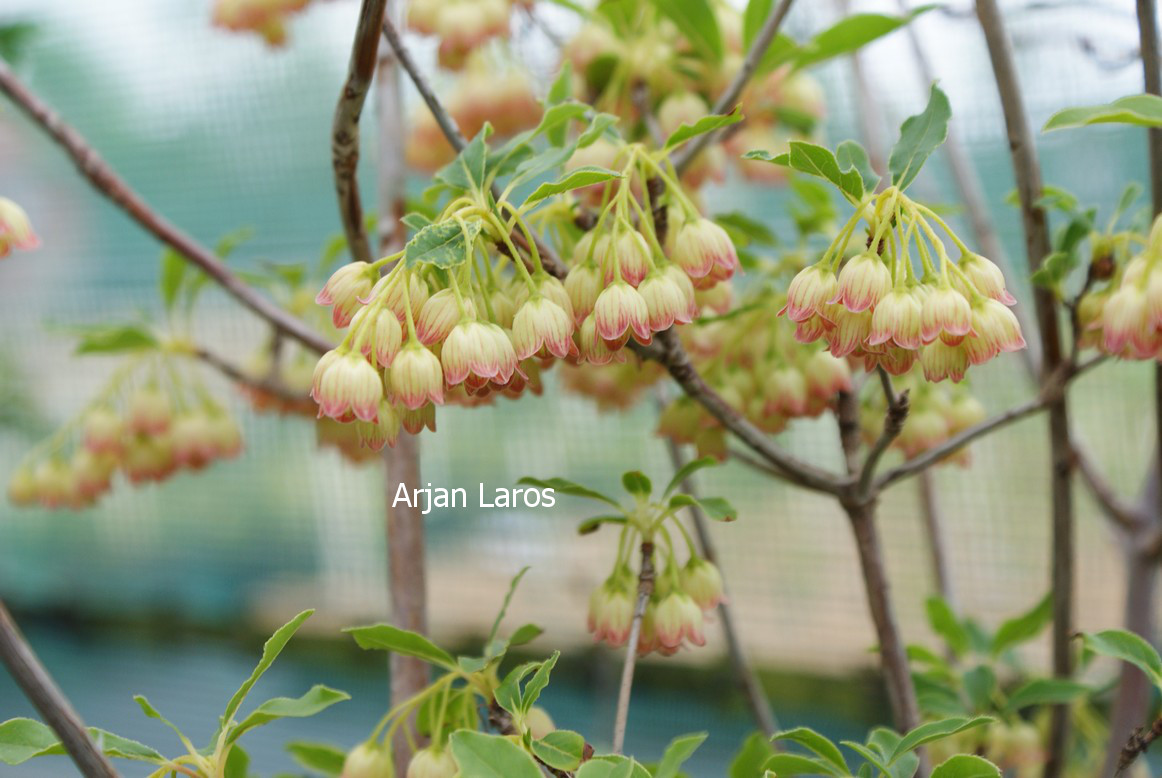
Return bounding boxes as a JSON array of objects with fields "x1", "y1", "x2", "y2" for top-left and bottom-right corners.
[
  {"x1": 593, "y1": 281, "x2": 652, "y2": 345},
  {"x1": 958, "y1": 253, "x2": 1016, "y2": 306},
  {"x1": 1146, "y1": 268, "x2": 1162, "y2": 328},
  {"x1": 680, "y1": 557, "x2": 726, "y2": 610},
  {"x1": 416, "y1": 289, "x2": 473, "y2": 346},
  {"x1": 870, "y1": 346, "x2": 919, "y2": 377},
  {"x1": 530, "y1": 273, "x2": 575, "y2": 321},
  {"x1": 868, "y1": 288, "x2": 923, "y2": 349},
  {"x1": 565, "y1": 263, "x2": 603, "y2": 324},
  {"x1": 0, "y1": 198, "x2": 39, "y2": 257},
  {"x1": 406, "y1": 746, "x2": 457, "y2": 778},
  {"x1": 832, "y1": 252, "x2": 891, "y2": 313},
  {"x1": 389, "y1": 342, "x2": 445, "y2": 410},
  {"x1": 317, "y1": 262, "x2": 375, "y2": 328},
  {"x1": 588, "y1": 581, "x2": 634, "y2": 647},
  {"x1": 638, "y1": 271, "x2": 695, "y2": 332},
  {"x1": 82, "y1": 407, "x2": 125, "y2": 456},
  {"x1": 764, "y1": 366, "x2": 808, "y2": 416},
  {"x1": 578, "y1": 314, "x2": 624, "y2": 365},
  {"x1": 171, "y1": 412, "x2": 217, "y2": 469},
  {"x1": 356, "y1": 401, "x2": 401, "y2": 451},
  {"x1": 1102, "y1": 283, "x2": 1151, "y2": 355},
  {"x1": 671, "y1": 218, "x2": 739, "y2": 281},
  {"x1": 442, "y1": 321, "x2": 515, "y2": 385},
  {"x1": 921, "y1": 284, "x2": 973, "y2": 344},
  {"x1": 312, "y1": 349, "x2": 384, "y2": 421},
  {"x1": 351, "y1": 306, "x2": 404, "y2": 368},
  {"x1": 804, "y1": 350, "x2": 853, "y2": 399},
  {"x1": 512, "y1": 296, "x2": 575, "y2": 360},
  {"x1": 33, "y1": 459, "x2": 74, "y2": 508},
  {"x1": 379, "y1": 271, "x2": 430, "y2": 325},
  {"x1": 599, "y1": 229, "x2": 653, "y2": 287},
  {"x1": 123, "y1": 435, "x2": 177, "y2": 484},
  {"x1": 898, "y1": 409, "x2": 950, "y2": 459},
  {"x1": 207, "y1": 414, "x2": 243, "y2": 459},
  {"x1": 965, "y1": 299, "x2": 1026, "y2": 365},
  {"x1": 826, "y1": 308, "x2": 872, "y2": 358},
  {"x1": 920, "y1": 339, "x2": 969, "y2": 383},
  {"x1": 794, "y1": 314, "x2": 830, "y2": 344},
  {"x1": 71, "y1": 450, "x2": 114, "y2": 500},
  {"x1": 401, "y1": 402, "x2": 437, "y2": 435},
  {"x1": 782, "y1": 265, "x2": 839, "y2": 321},
  {"x1": 654, "y1": 591, "x2": 704, "y2": 650},
  {"x1": 128, "y1": 386, "x2": 173, "y2": 435},
  {"x1": 665, "y1": 265, "x2": 701, "y2": 320}
]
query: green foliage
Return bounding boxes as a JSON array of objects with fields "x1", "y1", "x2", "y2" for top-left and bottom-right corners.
[
  {"x1": 744, "y1": 141, "x2": 866, "y2": 204},
  {"x1": 531, "y1": 730, "x2": 587, "y2": 771},
  {"x1": 651, "y1": 0, "x2": 723, "y2": 63},
  {"x1": 344, "y1": 623, "x2": 458, "y2": 670},
  {"x1": 72, "y1": 323, "x2": 159, "y2": 355},
  {"x1": 403, "y1": 218, "x2": 484, "y2": 269},
  {"x1": 450, "y1": 730, "x2": 544, "y2": 778},
  {"x1": 285, "y1": 741, "x2": 346, "y2": 776},
  {"x1": 1043, "y1": 94, "x2": 1162, "y2": 131},
  {"x1": 664, "y1": 106, "x2": 743, "y2": 150},
  {"x1": 525, "y1": 166, "x2": 622, "y2": 205},
  {"x1": 1082, "y1": 629, "x2": 1162, "y2": 690},
  {"x1": 888, "y1": 83, "x2": 951, "y2": 191}
]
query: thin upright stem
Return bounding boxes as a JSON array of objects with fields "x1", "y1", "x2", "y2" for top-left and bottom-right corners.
[
  {"x1": 612, "y1": 543, "x2": 656, "y2": 754},
  {"x1": 917, "y1": 471, "x2": 956, "y2": 611},
  {"x1": 0, "y1": 600, "x2": 120, "y2": 778}
]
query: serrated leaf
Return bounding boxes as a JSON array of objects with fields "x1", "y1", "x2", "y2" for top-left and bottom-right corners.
[
  {"x1": 518, "y1": 476, "x2": 621, "y2": 508},
  {"x1": 842, "y1": 740, "x2": 891, "y2": 774},
  {"x1": 930, "y1": 754, "x2": 1002, "y2": 778},
  {"x1": 991, "y1": 592, "x2": 1052, "y2": 656},
  {"x1": 74, "y1": 323, "x2": 159, "y2": 355},
  {"x1": 1044, "y1": 94, "x2": 1162, "y2": 131},
  {"x1": 403, "y1": 218, "x2": 483, "y2": 269},
  {"x1": 651, "y1": 0, "x2": 723, "y2": 63},
  {"x1": 1083, "y1": 629, "x2": 1162, "y2": 688},
  {"x1": 889, "y1": 83, "x2": 951, "y2": 190},
  {"x1": 525, "y1": 166, "x2": 621, "y2": 205},
  {"x1": 759, "y1": 141, "x2": 864, "y2": 203},
  {"x1": 655, "y1": 732, "x2": 708, "y2": 778},
  {"x1": 134, "y1": 695, "x2": 195, "y2": 754},
  {"x1": 343, "y1": 623, "x2": 456, "y2": 670},
  {"x1": 1004, "y1": 678, "x2": 1090, "y2": 713},
  {"x1": 664, "y1": 106, "x2": 743, "y2": 150},
  {"x1": 436, "y1": 126, "x2": 492, "y2": 193},
  {"x1": 531, "y1": 730, "x2": 585, "y2": 771},
  {"x1": 836, "y1": 140, "x2": 881, "y2": 194},
  {"x1": 668, "y1": 493, "x2": 737, "y2": 521},
  {"x1": 495, "y1": 662, "x2": 537, "y2": 717},
  {"x1": 449, "y1": 730, "x2": 542, "y2": 778},
  {"x1": 286, "y1": 741, "x2": 347, "y2": 776},
  {"x1": 772, "y1": 727, "x2": 848, "y2": 775},
  {"x1": 227, "y1": 686, "x2": 350, "y2": 745},
  {"x1": 577, "y1": 756, "x2": 652, "y2": 778},
  {"x1": 223, "y1": 610, "x2": 314, "y2": 727},
  {"x1": 401, "y1": 213, "x2": 432, "y2": 232},
  {"x1": 888, "y1": 716, "x2": 993, "y2": 763}
]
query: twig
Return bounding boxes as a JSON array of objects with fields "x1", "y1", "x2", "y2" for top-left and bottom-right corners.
[
  {"x1": 857, "y1": 369, "x2": 909, "y2": 496},
  {"x1": 836, "y1": 390, "x2": 862, "y2": 475},
  {"x1": 727, "y1": 448, "x2": 799, "y2": 485},
  {"x1": 192, "y1": 347, "x2": 309, "y2": 408},
  {"x1": 331, "y1": 0, "x2": 388, "y2": 265},
  {"x1": 0, "y1": 600, "x2": 119, "y2": 778},
  {"x1": 1115, "y1": 715, "x2": 1162, "y2": 776},
  {"x1": 381, "y1": 17, "x2": 467, "y2": 150},
  {"x1": 631, "y1": 81, "x2": 664, "y2": 147},
  {"x1": 612, "y1": 542, "x2": 655, "y2": 754},
  {"x1": 974, "y1": 3, "x2": 1076, "y2": 774},
  {"x1": 1074, "y1": 445, "x2": 1148, "y2": 533},
  {"x1": 917, "y1": 471, "x2": 956, "y2": 611},
  {"x1": 672, "y1": 0, "x2": 796, "y2": 174},
  {"x1": 0, "y1": 61, "x2": 332, "y2": 356}
]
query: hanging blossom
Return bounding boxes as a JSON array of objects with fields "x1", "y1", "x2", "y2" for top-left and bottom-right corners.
[
  {"x1": 1079, "y1": 213, "x2": 1162, "y2": 360},
  {"x1": 0, "y1": 197, "x2": 39, "y2": 258}
]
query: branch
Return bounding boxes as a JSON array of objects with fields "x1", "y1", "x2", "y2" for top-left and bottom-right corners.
[
  {"x1": 1115, "y1": 715, "x2": 1162, "y2": 776},
  {"x1": 917, "y1": 471, "x2": 957, "y2": 612},
  {"x1": 381, "y1": 17, "x2": 466, "y2": 151},
  {"x1": 0, "y1": 600, "x2": 120, "y2": 778},
  {"x1": 191, "y1": 347, "x2": 311, "y2": 409},
  {"x1": 0, "y1": 61, "x2": 332, "y2": 356},
  {"x1": 611, "y1": 542, "x2": 655, "y2": 754},
  {"x1": 673, "y1": 0, "x2": 797, "y2": 174},
  {"x1": 331, "y1": 0, "x2": 389, "y2": 265},
  {"x1": 1074, "y1": 445, "x2": 1148, "y2": 533},
  {"x1": 857, "y1": 369, "x2": 909, "y2": 496}
]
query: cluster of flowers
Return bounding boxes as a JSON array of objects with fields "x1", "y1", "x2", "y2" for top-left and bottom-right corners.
[
  {"x1": 0, "y1": 197, "x2": 38, "y2": 259},
  {"x1": 406, "y1": 56, "x2": 542, "y2": 173},
  {"x1": 654, "y1": 289, "x2": 853, "y2": 460},
  {"x1": 1078, "y1": 214, "x2": 1162, "y2": 360},
  {"x1": 561, "y1": 5, "x2": 825, "y2": 186},
  {"x1": 311, "y1": 140, "x2": 741, "y2": 446},
  {"x1": 408, "y1": 0, "x2": 529, "y2": 70},
  {"x1": 782, "y1": 187, "x2": 1026, "y2": 382},
  {"x1": 859, "y1": 366, "x2": 987, "y2": 464},
  {"x1": 211, "y1": 0, "x2": 311, "y2": 46},
  {"x1": 8, "y1": 374, "x2": 242, "y2": 510},
  {"x1": 589, "y1": 552, "x2": 725, "y2": 656}
]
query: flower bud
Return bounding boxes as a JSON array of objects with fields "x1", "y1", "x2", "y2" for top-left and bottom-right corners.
[
  {"x1": 588, "y1": 580, "x2": 634, "y2": 646},
  {"x1": 947, "y1": 394, "x2": 986, "y2": 435},
  {"x1": 920, "y1": 284, "x2": 973, "y2": 344},
  {"x1": 657, "y1": 92, "x2": 710, "y2": 137},
  {"x1": 389, "y1": 343, "x2": 445, "y2": 410},
  {"x1": 172, "y1": 413, "x2": 217, "y2": 469},
  {"x1": 525, "y1": 706, "x2": 556, "y2": 740},
  {"x1": 207, "y1": 414, "x2": 244, "y2": 459},
  {"x1": 680, "y1": 557, "x2": 725, "y2": 610},
  {"x1": 512, "y1": 297, "x2": 575, "y2": 360},
  {"x1": 833, "y1": 253, "x2": 891, "y2": 313},
  {"x1": 353, "y1": 306, "x2": 404, "y2": 368},
  {"x1": 593, "y1": 281, "x2": 652, "y2": 345},
  {"x1": 312, "y1": 350, "x2": 385, "y2": 422},
  {"x1": 638, "y1": 271, "x2": 694, "y2": 332},
  {"x1": 442, "y1": 321, "x2": 516, "y2": 386},
  {"x1": 342, "y1": 742, "x2": 394, "y2": 778},
  {"x1": 804, "y1": 351, "x2": 852, "y2": 399},
  {"x1": 416, "y1": 289, "x2": 473, "y2": 346},
  {"x1": 600, "y1": 229, "x2": 652, "y2": 288},
  {"x1": 406, "y1": 747, "x2": 456, "y2": 778},
  {"x1": 578, "y1": 315, "x2": 624, "y2": 365},
  {"x1": 920, "y1": 339, "x2": 969, "y2": 383},
  {"x1": 827, "y1": 308, "x2": 872, "y2": 358},
  {"x1": 317, "y1": 262, "x2": 376, "y2": 328},
  {"x1": 565, "y1": 263, "x2": 603, "y2": 324},
  {"x1": 128, "y1": 386, "x2": 173, "y2": 435},
  {"x1": 782, "y1": 265, "x2": 838, "y2": 322},
  {"x1": 868, "y1": 288, "x2": 923, "y2": 350},
  {"x1": 764, "y1": 366, "x2": 808, "y2": 416},
  {"x1": 34, "y1": 459, "x2": 75, "y2": 508},
  {"x1": 965, "y1": 299, "x2": 1026, "y2": 365},
  {"x1": 1102, "y1": 283, "x2": 1151, "y2": 355},
  {"x1": 958, "y1": 253, "x2": 1016, "y2": 305},
  {"x1": 123, "y1": 435, "x2": 177, "y2": 484},
  {"x1": 517, "y1": 273, "x2": 575, "y2": 322},
  {"x1": 71, "y1": 449, "x2": 115, "y2": 498},
  {"x1": 670, "y1": 218, "x2": 738, "y2": 282},
  {"x1": 83, "y1": 407, "x2": 126, "y2": 455},
  {"x1": 0, "y1": 197, "x2": 39, "y2": 257},
  {"x1": 8, "y1": 465, "x2": 38, "y2": 506},
  {"x1": 654, "y1": 591, "x2": 704, "y2": 650}
]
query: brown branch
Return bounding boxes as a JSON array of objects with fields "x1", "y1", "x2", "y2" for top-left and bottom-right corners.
[
  {"x1": 611, "y1": 542, "x2": 655, "y2": 754},
  {"x1": 673, "y1": 0, "x2": 797, "y2": 174},
  {"x1": 332, "y1": 0, "x2": 389, "y2": 265},
  {"x1": 0, "y1": 599, "x2": 120, "y2": 778},
  {"x1": 1074, "y1": 445, "x2": 1148, "y2": 534},
  {"x1": 381, "y1": 17, "x2": 467, "y2": 151},
  {"x1": 0, "y1": 61, "x2": 332, "y2": 356},
  {"x1": 857, "y1": 369, "x2": 909, "y2": 497},
  {"x1": 192, "y1": 347, "x2": 309, "y2": 408},
  {"x1": 836, "y1": 390, "x2": 862, "y2": 475},
  {"x1": 1114, "y1": 715, "x2": 1162, "y2": 776},
  {"x1": 917, "y1": 471, "x2": 956, "y2": 611}
]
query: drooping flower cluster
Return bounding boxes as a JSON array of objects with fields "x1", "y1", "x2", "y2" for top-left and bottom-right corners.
[
  {"x1": 1078, "y1": 214, "x2": 1162, "y2": 360},
  {"x1": 859, "y1": 366, "x2": 987, "y2": 464},
  {"x1": 0, "y1": 197, "x2": 39, "y2": 258},
  {"x1": 211, "y1": 0, "x2": 312, "y2": 46},
  {"x1": 781, "y1": 186, "x2": 1025, "y2": 382},
  {"x1": 8, "y1": 362, "x2": 242, "y2": 510},
  {"x1": 407, "y1": 0, "x2": 527, "y2": 70}
]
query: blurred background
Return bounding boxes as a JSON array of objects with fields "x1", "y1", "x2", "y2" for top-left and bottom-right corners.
[{"x1": 1, "y1": 0, "x2": 1159, "y2": 774}]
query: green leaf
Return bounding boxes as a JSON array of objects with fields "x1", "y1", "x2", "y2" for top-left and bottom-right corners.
[
  {"x1": 1004, "y1": 678, "x2": 1090, "y2": 713},
  {"x1": 651, "y1": 0, "x2": 723, "y2": 63},
  {"x1": 286, "y1": 741, "x2": 347, "y2": 776},
  {"x1": 524, "y1": 166, "x2": 621, "y2": 205},
  {"x1": 224, "y1": 744, "x2": 250, "y2": 778},
  {"x1": 509, "y1": 623, "x2": 543, "y2": 648},
  {"x1": 772, "y1": 727, "x2": 848, "y2": 775},
  {"x1": 797, "y1": 9, "x2": 935, "y2": 69},
  {"x1": 729, "y1": 732, "x2": 776, "y2": 778},
  {"x1": 0, "y1": 718, "x2": 61, "y2": 765},
  {"x1": 401, "y1": 213, "x2": 432, "y2": 232},
  {"x1": 667, "y1": 493, "x2": 737, "y2": 521},
  {"x1": 344, "y1": 623, "x2": 456, "y2": 669},
  {"x1": 991, "y1": 592, "x2": 1052, "y2": 656},
  {"x1": 577, "y1": 756, "x2": 652, "y2": 778},
  {"x1": 714, "y1": 213, "x2": 777, "y2": 248},
  {"x1": 403, "y1": 218, "x2": 483, "y2": 269},
  {"x1": 520, "y1": 651, "x2": 560, "y2": 713},
  {"x1": 227, "y1": 686, "x2": 350, "y2": 745},
  {"x1": 436, "y1": 125, "x2": 492, "y2": 193},
  {"x1": 836, "y1": 140, "x2": 881, "y2": 194},
  {"x1": 449, "y1": 730, "x2": 543, "y2": 778},
  {"x1": 664, "y1": 106, "x2": 743, "y2": 150},
  {"x1": 888, "y1": 716, "x2": 993, "y2": 763},
  {"x1": 518, "y1": 476, "x2": 621, "y2": 508},
  {"x1": 925, "y1": 596, "x2": 969, "y2": 657},
  {"x1": 578, "y1": 514, "x2": 628, "y2": 535},
  {"x1": 495, "y1": 662, "x2": 538, "y2": 716},
  {"x1": 655, "y1": 732, "x2": 708, "y2": 778},
  {"x1": 930, "y1": 754, "x2": 1002, "y2": 778},
  {"x1": 889, "y1": 83, "x2": 951, "y2": 190},
  {"x1": 134, "y1": 695, "x2": 196, "y2": 754},
  {"x1": 764, "y1": 753, "x2": 841, "y2": 775},
  {"x1": 578, "y1": 113, "x2": 621, "y2": 148},
  {"x1": 215, "y1": 227, "x2": 254, "y2": 258},
  {"x1": 160, "y1": 249, "x2": 186, "y2": 312},
  {"x1": 531, "y1": 730, "x2": 586, "y2": 771},
  {"x1": 74, "y1": 323, "x2": 159, "y2": 355},
  {"x1": 1044, "y1": 94, "x2": 1162, "y2": 131},
  {"x1": 621, "y1": 471, "x2": 653, "y2": 497},
  {"x1": 749, "y1": 141, "x2": 864, "y2": 202},
  {"x1": 1030, "y1": 251, "x2": 1077, "y2": 292},
  {"x1": 1083, "y1": 629, "x2": 1162, "y2": 688},
  {"x1": 842, "y1": 740, "x2": 891, "y2": 775},
  {"x1": 508, "y1": 144, "x2": 578, "y2": 190},
  {"x1": 488, "y1": 566, "x2": 530, "y2": 645},
  {"x1": 223, "y1": 610, "x2": 314, "y2": 727},
  {"x1": 662, "y1": 456, "x2": 718, "y2": 497},
  {"x1": 961, "y1": 665, "x2": 996, "y2": 713},
  {"x1": 0, "y1": 23, "x2": 38, "y2": 65}
]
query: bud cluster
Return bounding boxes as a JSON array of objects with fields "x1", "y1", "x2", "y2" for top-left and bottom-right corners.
[
  {"x1": 211, "y1": 0, "x2": 311, "y2": 46},
  {"x1": 781, "y1": 187, "x2": 1025, "y2": 382},
  {"x1": 1078, "y1": 213, "x2": 1162, "y2": 360},
  {"x1": 407, "y1": 0, "x2": 526, "y2": 70},
  {"x1": 0, "y1": 197, "x2": 39, "y2": 258},
  {"x1": 8, "y1": 360, "x2": 242, "y2": 510}
]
